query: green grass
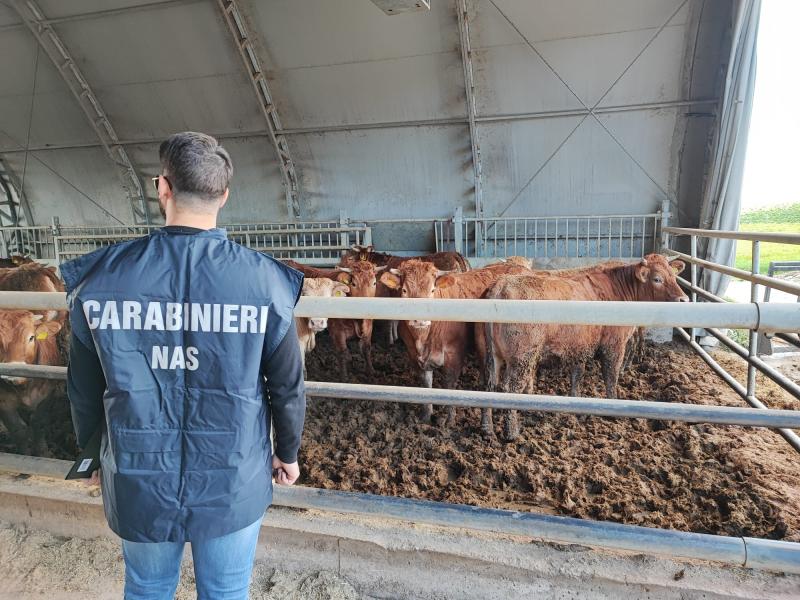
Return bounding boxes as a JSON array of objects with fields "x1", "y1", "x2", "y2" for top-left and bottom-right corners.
[
  {"x1": 740, "y1": 203, "x2": 800, "y2": 224},
  {"x1": 734, "y1": 221, "x2": 800, "y2": 273}
]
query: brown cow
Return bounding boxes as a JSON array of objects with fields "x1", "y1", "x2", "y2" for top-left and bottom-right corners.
[
  {"x1": 327, "y1": 261, "x2": 385, "y2": 379},
  {"x1": 283, "y1": 259, "x2": 342, "y2": 281},
  {"x1": 483, "y1": 254, "x2": 687, "y2": 440},
  {"x1": 0, "y1": 310, "x2": 64, "y2": 454},
  {"x1": 0, "y1": 262, "x2": 66, "y2": 322},
  {"x1": 295, "y1": 277, "x2": 350, "y2": 378},
  {"x1": 343, "y1": 246, "x2": 470, "y2": 345},
  {"x1": 342, "y1": 245, "x2": 470, "y2": 272},
  {"x1": 0, "y1": 262, "x2": 69, "y2": 454},
  {"x1": 284, "y1": 259, "x2": 384, "y2": 378},
  {"x1": 0, "y1": 255, "x2": 34, "y2": 268},
  {"x1": 380, "y1": 259, "x2": 531, "y2": 426}
]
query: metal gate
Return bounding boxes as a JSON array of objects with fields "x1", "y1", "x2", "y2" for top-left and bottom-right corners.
[{"x1": 435, "y1": 211, "x2": 664, "y2": 260}]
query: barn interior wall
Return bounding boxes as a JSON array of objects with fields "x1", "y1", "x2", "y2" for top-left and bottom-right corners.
[{"x1": 0, "y1": 0, "x2": 733, "y2": 252}]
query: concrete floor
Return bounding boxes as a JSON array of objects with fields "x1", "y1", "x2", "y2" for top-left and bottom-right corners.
[{"x1": 1, "y1": 469, "x2": 798, "y2": 600}]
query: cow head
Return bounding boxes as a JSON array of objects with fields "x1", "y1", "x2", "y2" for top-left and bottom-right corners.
[
  {"x1": 379, "y1": 259, "x2": 456, "y2": 329},
  {"x1": 301, "y1": 278, "x2": 350, "y2": 332},
  {"x1": 335, "y1": 262, "x2": 384, "y2": 298},
  {"x1": 336, "y1": 262, "x2": 384, "y2": 337},
  {"x1": 633, "y1": 254, "x2": 688, "y2": 302},
  {"x1": 341, "y1": 244, "x2": 375, "y2": 265},
  {"x1": 0, "y1": 310, "x2": 62, "y2": 385}
]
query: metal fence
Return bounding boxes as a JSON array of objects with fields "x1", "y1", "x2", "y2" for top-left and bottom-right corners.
[
  {"x1": 0, "y1": 286, "x2": 799, "y2": 573},
  {"x1": 664, "y1": 226, "x2": 800, "y2": 452},
  {"x1": 0, "y1": 225, "x2": 57, "y2": 260},
  {"x1": 2, "y1": 210, "x2": 662, "y2": 266},
  {"x1": 435, "y1": 210, "x2": 664, "y2": 260},
  {"x1": 1, "y1": 219, "x2": 372, "y2": 265}
]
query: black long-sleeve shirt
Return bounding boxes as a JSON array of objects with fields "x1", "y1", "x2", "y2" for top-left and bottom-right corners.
[{"x1": 66, "y1": 226, "x2": 306, "y2": 464}]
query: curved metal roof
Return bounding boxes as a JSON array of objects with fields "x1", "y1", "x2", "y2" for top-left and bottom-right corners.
[{"x1": 0, "y1": 0, "x2": 732, "y2": 228}]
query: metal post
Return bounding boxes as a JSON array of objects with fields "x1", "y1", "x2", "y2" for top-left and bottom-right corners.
[
  {"x1": 747, "y1": 240, "x2": 760, "y2": 400},
  {"x1": 690, "y1": 235, "x2": 698, "y2": 342},
  {"x1": 339, "y1": 211, "x2": 348, "y2": 252},
  {"x1": 51, "y1": 216, "x2": 61, "y2": 265},
  {"x1": 455, "y1": 0, "x2": 483, "y2": 218},
  {"x1": 658, "y1": 211, "x2": 669, "y2": 251},
  {"x1": 453, "y1": 207, "x2": 464, "y2": 254}
]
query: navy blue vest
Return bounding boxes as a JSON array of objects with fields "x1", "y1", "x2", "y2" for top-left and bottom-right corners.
[{"x1": 61, "y1": 228, "x2": 303, "y2": 542}]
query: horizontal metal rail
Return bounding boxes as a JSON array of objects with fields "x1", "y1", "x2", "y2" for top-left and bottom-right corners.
[
  {"x1": 2, "y1": 363, "x2": 799, "y2": 429},
  {"x1": 676, "y1": 275, "x2": 727, "y2": 303},
  {"x1": 678, "y1": 276, "x2": 800, "y2": 351},
  {"x1": 277, "y1": 487, "x2": 800, "y2": 575},
  {"x1": 299, "y1": 298, "x2": 800, "y2": 331},
  {"x1": 0, "y1": 363, "x2": 65, "y2": 380},
  {"x1": 675, "y1": 327, "x2": 800, "y2": 452},
  {"x1": 671, "y1": 250, "x2": 800, "y2": 297},
  {"x1": 304, "y1": 382, "x2": 800, "y2": 428},
  {"x1": 465, "y1": 212, "x2": 662, "y2": 222},
  {"x1": 54, "y1": 234, "x2": 147, "y2": 241},
  {"x1": 0, "y1": 292, "x2": 797, "y2": 332},
  {"x1": 249, "y1": 245, "x2": 350, "y2": 253},
  {"x1": 0, "y1": 451, "x2": 797, "y2": 574},
  {"x1": 664, "y1": 226, "x2": 800, "y2": 245}
]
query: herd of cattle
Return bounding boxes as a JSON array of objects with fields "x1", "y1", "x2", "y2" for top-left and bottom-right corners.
[
  {"x1": 290, "y1": 245, "x2": 687, "y2": 440},
  {"x1": 0, "y1": 246, "x2": 687, "y2": 455},
  {"x1": 0, "y1": 256, "x2": 69, "y2": 454}
]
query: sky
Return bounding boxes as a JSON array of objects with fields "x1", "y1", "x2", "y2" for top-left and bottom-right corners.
[{"x1": 740, "y1": 0, "x2": 800, "y2": 210}]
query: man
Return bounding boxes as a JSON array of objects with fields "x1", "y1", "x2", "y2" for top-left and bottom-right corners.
[{"x1": 63, "y1": 131, "x2": 306, "y2": 599}]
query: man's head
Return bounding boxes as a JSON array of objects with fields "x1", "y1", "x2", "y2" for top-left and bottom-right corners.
[{"x1": 156, "y1": 132, "x2": 233, "y2": 220}]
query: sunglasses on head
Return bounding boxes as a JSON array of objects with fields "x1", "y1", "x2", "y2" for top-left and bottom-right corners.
[{"x1": 151, "y1": 175, "x2": 171, "y2": 193}]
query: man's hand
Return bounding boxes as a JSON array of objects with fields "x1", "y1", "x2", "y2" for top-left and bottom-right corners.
[
  {"x1": 272, "y1": 456, "x2": 300, "y2": 485},
  {"x1": 83, "y1": 468, "x2": 101, "y2": 487}
]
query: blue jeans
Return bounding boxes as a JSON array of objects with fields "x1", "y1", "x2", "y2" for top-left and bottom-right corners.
[{"x1": 121, "y1": 517, "x2": 262, "y2": 600}]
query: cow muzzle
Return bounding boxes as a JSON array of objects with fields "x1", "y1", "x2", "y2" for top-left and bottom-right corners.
[
  {"x1": 409, "y1": 320, "x2": 431, "y2": 329},
  {"x1": 309, "y1": 318, "x2": 328, "y2": 332},
  {"x1": 673, "y1": 295, "x2": 690, "y2": 302}
]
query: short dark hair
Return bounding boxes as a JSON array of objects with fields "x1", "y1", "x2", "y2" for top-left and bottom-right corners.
[{"x1": 158, "y1": 132, "x2": 233, "y2": 204}]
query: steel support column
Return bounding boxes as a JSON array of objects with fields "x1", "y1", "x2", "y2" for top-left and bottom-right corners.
[
  {"x1": 215, "y1": 0, "x2": 301, "y2": 219},
  {"x1": 456, "y1": 0, "x2": 483, "y2": 217},
  {"x1": 11, "y1": 0, "x2": 150, "y2": 224}
]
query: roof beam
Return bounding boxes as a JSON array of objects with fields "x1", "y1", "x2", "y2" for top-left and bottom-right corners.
[
  {"x1": 0, "y1": 99, "x2": 718, "y2": 154},
  {"x1": 0, "y1": 0, "x2": 204, "y2": 32},
  {"x1": 10, "y1": 0, "x2": 151, "y2": 224},
  {"x1": 215, "y1": 0, "x2": 300, "y2": 219},
  {"x1": 456, "y1": 0, "x2": 484, "y2": 217},
  {"x1": 0, "y1": 157, "x2": 33, "y2": 226}
]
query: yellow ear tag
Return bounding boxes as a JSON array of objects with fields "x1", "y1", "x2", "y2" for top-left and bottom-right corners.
[
  {"x1": 36, "y1": 331, "x2": 48, "y2": 340},
  {"x1": 334, "y1": 290, "x2": 344, "y2": 297}
]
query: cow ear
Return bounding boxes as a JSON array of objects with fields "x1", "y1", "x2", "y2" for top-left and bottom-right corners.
[
  {"x1": 35, "y1": 320, "x2": 62, "y2": 340},
  {"x1": 435, "y1": 274, "x2": 456, "y2": 289},
  {"x1": 333, "y1": 284, "x2": 350, "y2": 297},
  {"x1": 669, "y1": 259, "x2": 685, "y2": 275},
  {"x1": 635, "y1": 263, "x2": 650, "y2": 283},
  {"x1": 336, "y1": 271, "x2": 351, "y2": 284},
  {"x1": 380, "y1": 271, "x2": 401, "y2": 289}
]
